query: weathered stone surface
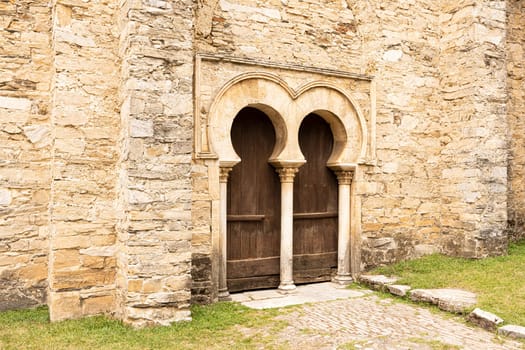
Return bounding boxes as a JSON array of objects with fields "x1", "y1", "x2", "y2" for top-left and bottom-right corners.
[
  {"x1": 387, "y1": 284, "x2": 411, "y2": 297},
  {"x1": 410, "y1": 289, "x2": 477, "y2": 313},
  {"x1": 467, "y1": 308, "x2": 504, "y2": 331},
  {"x1": 0, "y1": 0, "x2": 523, "y2": 328},
  {"x1": 359, "y1": 275, "x2": 398, "y2": 291},
  {"x1": 499, "y1": 325, "x2": 525, "y2": 339}
]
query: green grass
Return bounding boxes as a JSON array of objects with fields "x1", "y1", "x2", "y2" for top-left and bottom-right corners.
[
  {"x1": 373, "y1": 240, "x2": 525, "y2": 326},
  {"x1": 0, "y1": 302, "x2": 287, "y2": 350}
]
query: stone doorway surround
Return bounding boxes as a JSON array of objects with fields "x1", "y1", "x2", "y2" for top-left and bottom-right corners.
[{"x1": 193, "y1": 54, "x2": 376, "y2": 300}]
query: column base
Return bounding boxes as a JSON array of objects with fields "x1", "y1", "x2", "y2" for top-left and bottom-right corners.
[
  {"x1": 277, "y1": 282, "x2": 296, "y2": 294},
  {"x1": 332, "y1": 274, "x2": 353, "y2": 285},
  {"x1": 218, "y1": 289, "x2": 231, "y2": 301}
]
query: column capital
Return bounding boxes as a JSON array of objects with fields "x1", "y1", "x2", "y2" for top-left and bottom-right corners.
[
  {"x1": 219, "y1": 167, "x2": 233, "y2": 183},
  {"x1": 276, "y1": 167, "x2": 299, "y2": 183},
  {"x1": 335, "y1": 170, "x2": 353, "y2": 185}
]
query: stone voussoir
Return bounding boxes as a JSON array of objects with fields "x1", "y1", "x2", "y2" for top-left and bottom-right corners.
[
  {"x1": 409, "y1": 289, "x2": 477, "y2": 313},
  {"x1": 467, "y1": 308, "x2": 504, "y2": 331},
  {"x1": 359, "y1": 275, "x2": 398, "y2": 291}
]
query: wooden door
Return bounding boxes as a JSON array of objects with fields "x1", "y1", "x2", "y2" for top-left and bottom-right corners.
[
  {"x1": 293, "y1": 113, "x2": 338, "y2": 283},
  {"x1": 227, "y1": 107, "x2": 281, "y2": 292}
]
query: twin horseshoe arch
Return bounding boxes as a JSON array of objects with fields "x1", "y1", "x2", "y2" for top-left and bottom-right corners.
[
  {"x1": 208, "y1": 72, "x2": 365, "y2": 297},
  {"x1": 208, "y1": 72, "x2": 368, "y2": 169}
]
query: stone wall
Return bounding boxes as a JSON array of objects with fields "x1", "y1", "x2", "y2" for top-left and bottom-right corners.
[
  {"x1": 507, "y1": 1, "x2": 525, "y2": 242},
  {"x1": 0, "y1": 0, "x2": 522, "y2": 324},
  {"x1": 116, "y1": 0, "x2": 194, "y2": 326},
  {"x1": 48, "y1": 0, "x2": 120, "y2": 320},
  {"x1": 439, "y1": 0, "x2": 508, "y2": 257},
  {"x1": 0, "y1": 0, "x2": 52, "y2": 311},
  {"x1": 193, "y1": 0, "x2": 445, "y2": 279}
]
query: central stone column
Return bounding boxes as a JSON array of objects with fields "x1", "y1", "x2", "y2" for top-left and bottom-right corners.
[
  {"x1": 218, "y1": 166, "x2": 233, "y2": 300},
  {"x1": 276, "y1": 167, "x2": 300, "y2": 292},
  {"x1": 333, "y1": 170, "x2": 354, "y2": 285}
]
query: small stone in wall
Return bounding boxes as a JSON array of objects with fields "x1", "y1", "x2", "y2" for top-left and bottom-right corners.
[
  {"x1": 0, "y1": 96, "x2": 31, "y2": 110},
  {"x1": 130, "y1": 119, "x2": 154, "y2": 138},
  {"x1": 383, "y1": 49, "x2": 403, "y2": 62},
  {"x1": 0, "y1": 189, "x2": 12, "y2": 206},
  {"x1": 23, "y1": 125, "x2": 51, "y2": 148},
  {"x1": 128, "y1": 190, "x2": 154, "y2": 204}
]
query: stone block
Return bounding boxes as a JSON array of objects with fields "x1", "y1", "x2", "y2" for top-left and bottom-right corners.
[
  {"x1": 82, "y1": 294, "x2": 114, "y2": 315},
  {"x1": 130, "y1": 118, "x2": 154, "y2": 138},
  {"x1": 498, "y1": 325, "x2": 525, "y2": 339},
  {"x1": 0, "y1": 189, "x2": 12, "y2": 206},
  {"x1": 467, "y1": 308, "x2": 503, "y2": 331},
  {"x1": 49, "y1": 291, "x2": 82, "y2": 321},
  {"x1": 359, "y1": 275, "x2": 398, "y2": 291},
  {"x1": 409, "y1": 289, "x2": 476, "y2": 313},
  {"x1": 387, "y1": 284, "x2": 411, "y2": 297},
  {"x1": 0, "y1": 96, "x2": 31, "y2": 110}
]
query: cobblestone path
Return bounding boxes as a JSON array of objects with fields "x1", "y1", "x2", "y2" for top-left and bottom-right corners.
[{"x1": 272, "y1": 295, "x2": 523, "y2": 349}]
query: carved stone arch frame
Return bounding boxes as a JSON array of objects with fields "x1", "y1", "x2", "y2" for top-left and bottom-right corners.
[{"x1": 194, "y1": 55, "x2": 374, "y2": 299}]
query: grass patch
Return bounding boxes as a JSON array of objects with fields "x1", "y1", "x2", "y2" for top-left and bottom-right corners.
[
  {"x1": 373, "y1": 240, "x2": 525, "y2": 326},
  {"x1": 0, "y1": 302, "x2": 287, "y2": 350}
]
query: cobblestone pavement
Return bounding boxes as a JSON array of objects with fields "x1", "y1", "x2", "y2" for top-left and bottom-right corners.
[
  {"x1": 273, "y1": 295, "x2": 523, "y2": 349},
  {"x1": 233, "y1": 283, "x2": 523, "y2": 349}
]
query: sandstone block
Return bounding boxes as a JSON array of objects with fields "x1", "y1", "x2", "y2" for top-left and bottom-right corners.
[
  {"x1": 128, "y1": 279, "x2": 143, "y2": 293},
  {"x1": 0, "y1": 189, "x2": 12, "y2": 206},
  {"x1": 23, "y1": 125, "x2": 51, "y2": 147},
  {"x1": 82, "y1": 294, "x2": 114, "y2": 315},
  {"x1": 49, "y1": 291, "x2": 82, "y2": 321},
  {"x1": 0, "y1": 96, "x2": 31, "y2": 110},
  {"x1": 130, "y1": 118, "x2": 153, "y2": 138}
]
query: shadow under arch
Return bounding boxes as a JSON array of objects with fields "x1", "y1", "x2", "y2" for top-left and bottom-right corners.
[{"x1": 301, "y1": 109, "x2": 348, "y2": 167}]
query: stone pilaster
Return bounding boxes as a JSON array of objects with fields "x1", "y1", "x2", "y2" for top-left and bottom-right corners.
[
  {"x1": 116, "y1": 0, "x2": 195, "y2": 326},
  {"x1": 218, "y1": 167, "x2": 232, "y2": 300},
  {"x1": 439, "y1": 0, "x2": 508, "y2": 257},
  {"x1": 48, "y1": 0, "x2": 119, "y2": 321}
]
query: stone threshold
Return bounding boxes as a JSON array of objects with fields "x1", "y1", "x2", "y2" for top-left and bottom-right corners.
[
  {"x1": 358, "y1": 274, "x2": 525, "y2": 340},
  {"x1": 230, "y1": 282, "x2": 372, "y2": 310}
]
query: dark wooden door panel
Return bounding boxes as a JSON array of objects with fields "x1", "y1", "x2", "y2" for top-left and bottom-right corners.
[
  {"x1": 294, "y1": 114, "x2": 338, "y2": 282},
  {"x1": 227, "y1": 107, "x2": 280, "y2": 291}
]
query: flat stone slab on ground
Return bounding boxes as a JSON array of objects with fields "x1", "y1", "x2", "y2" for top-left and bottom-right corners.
[
  {"x1": 387, "y1": 284, "x2": 411, "y2": 296},
  {"x1": 467, "y1": 308, "x2": 503, "y2": 331},
  {"x1": 410, "y1": 288, "x2": 477, "y2": 313},
  {"x1": 499, "y1": 325, "x2": 525, "y2": 339},
  {"x1": 233, "y1": 282, "x2": 367, "y2": 309},
  {"x1": 359, "y1": 275, "x2": 398, "y2": 290}
]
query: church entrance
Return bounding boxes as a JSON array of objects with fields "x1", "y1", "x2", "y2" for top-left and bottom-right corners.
[{"x1": 226, "y1": 108, "x2": 338, "y2": 292}]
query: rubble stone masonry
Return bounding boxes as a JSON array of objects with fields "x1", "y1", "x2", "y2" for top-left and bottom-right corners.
[
  {"x1": 0, "y1": 0, "x2": 52, "y2": 311},
  {"x1": 0, "y1": 0, "x2": 523, "y2": 326}
]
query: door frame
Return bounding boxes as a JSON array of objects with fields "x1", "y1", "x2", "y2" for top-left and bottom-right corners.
[{"x1": 204, "y1": 72, "x2": 368, "y2": 299}]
